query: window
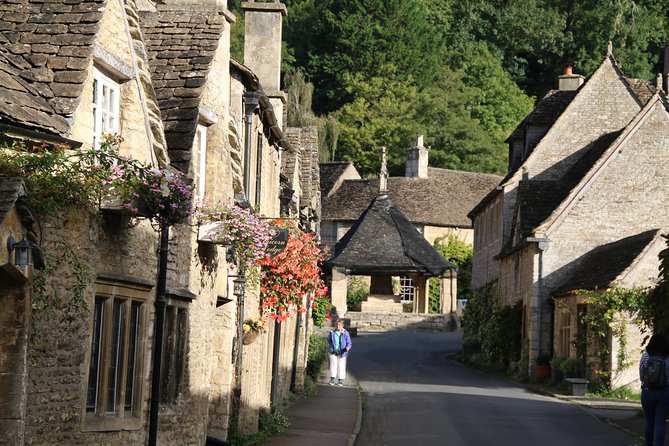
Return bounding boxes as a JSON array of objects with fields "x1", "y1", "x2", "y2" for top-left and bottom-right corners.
[
  {"x1": 558, "y1": 311, "x2": 571, "y2": 357},
  {"x1": 93, "y1": 67, "x2": 120, "y2": 149},
  {"x1": 161, "y1": 304, "x2": 188, "y2": 404},
  {"x1": 84, "y1": 280, "x2": 149, "y2": 431},
  {"x1": 398, "y1": 276, "x2": 414, "y2": 302},
  {"x1": 195, "y1": 125, "x2": 207, "y2": 199}
]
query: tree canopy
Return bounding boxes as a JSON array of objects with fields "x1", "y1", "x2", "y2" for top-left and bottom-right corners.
[{"x1": 234, "y1": 0, "x2": 669, "y2": 176}]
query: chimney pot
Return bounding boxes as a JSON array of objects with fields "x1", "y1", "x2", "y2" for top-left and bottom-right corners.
[{"x1": 564, "y1": 64, "x2": 573, "y2": 75}]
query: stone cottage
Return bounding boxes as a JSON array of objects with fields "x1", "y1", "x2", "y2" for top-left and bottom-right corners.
[
  {"x1": 469, "y1": 47, "x2": 669, "y2": 384},
  {"x1": 321, "y1": 136, "x2": 500, "y2": 312},
  {"x1": 0, "y1": 0, "x2": 316, "y2": 444}
]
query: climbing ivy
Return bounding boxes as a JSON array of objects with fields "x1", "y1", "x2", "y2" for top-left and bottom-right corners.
[
  {"x1": 462, "y1": 285, "x2": 522, "y2": 370},
  {"x1": 573, "y1": 285, "x2": 650, "y2": 381}
]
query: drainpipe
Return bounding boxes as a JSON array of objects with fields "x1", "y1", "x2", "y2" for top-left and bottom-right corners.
[
  {"x1": 270, "y1": 320, "x2": 282, "y2": 407},
  {"x1": 148, "y1": 225, "x2": 169, "y2": 446},
  {"x1": 243, "y1": 91, "x2": 261, "y2": 202}
]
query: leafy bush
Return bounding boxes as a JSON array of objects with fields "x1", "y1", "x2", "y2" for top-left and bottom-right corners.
[
  {"x1": 560, "y1": 357, "x2": 583, "y2": 378},
  {"x1": 347, "y1": 277, "x2": 368, "y2": 311},
  {"x1": 463, "y1": 285, "x2": 522, "y2": 369},
  {"x1": 306, "y1": 335, "x2": 328, "y2": 382}
]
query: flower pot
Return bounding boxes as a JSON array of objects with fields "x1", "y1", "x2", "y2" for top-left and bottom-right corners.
[
  {"x1": 242, "y1": 330, "x2": 260, "y2": 345},
  {"x1": 535, "y1": 365, "x2": 551, "y2": 380}
]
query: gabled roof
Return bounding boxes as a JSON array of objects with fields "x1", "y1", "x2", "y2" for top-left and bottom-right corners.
[
  {"x1": 498, "y1": 129, "x2": 623, "y2": 257},
  {"x1": 553, "y1": 229, "x2": 660, "y2": 296},
  {"x1": 535, "y1": 93, "x2": 665, "y2": 237},
  {"x1": 326, "y1": 194, "x2": 455, "y2": 276},
  {"x1": 323, "y1": 168, "x2": 501, "y2": 228},
  {"x1": 0, "y1": 0, "x2": 106, "y2": 135},
  {"x1": 141, "y1": 9, "x2": 226, "y2": 172},
  {"x1": 319, "y1": 162, "x2": 359, "y2": 198},
  {"x1": 506, "y1": 89, "x2": 577, "y2": 142}
]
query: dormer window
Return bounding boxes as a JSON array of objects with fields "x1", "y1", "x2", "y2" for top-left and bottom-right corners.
[{"x1": 93, "y1": 67, "x2": 120, "y2": 149}]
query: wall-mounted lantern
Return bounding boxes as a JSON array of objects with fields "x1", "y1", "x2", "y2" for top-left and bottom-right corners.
[{"x1": 7, "y1": 235, "x2": 33, "y2": 267}]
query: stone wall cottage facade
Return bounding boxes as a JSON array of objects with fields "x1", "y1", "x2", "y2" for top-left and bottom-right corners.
[
  {"x1": 0, "y1": 0, "x2": 314, "y2": 444},
  {"x1": 468, "y1": 48, "x2": 669, "y2": 382}
]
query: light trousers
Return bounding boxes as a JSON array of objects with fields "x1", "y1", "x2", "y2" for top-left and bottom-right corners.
[{"x1": 328, "y1": 353, "x2": 347, "y2": 380}]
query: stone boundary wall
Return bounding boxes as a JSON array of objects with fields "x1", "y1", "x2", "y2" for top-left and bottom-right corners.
[{"x1": 344, "y1": 312, "x2": 459, "y2": 333}]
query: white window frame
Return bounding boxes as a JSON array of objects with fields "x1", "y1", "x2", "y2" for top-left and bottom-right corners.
[
  {"x1": 93, "y1": 67, "x2": 120, "y2": 149},
  {"x1": 398, "y1": 276, "x2": 415, "y2": 302}
]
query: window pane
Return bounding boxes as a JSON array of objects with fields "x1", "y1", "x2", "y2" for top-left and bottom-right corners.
[
  {"x1": 86, "y1": 299, "x2": 104, "y2": 412},
  {"x1": 106, "y1": 299, "x2": 124, "y2": 413},
  {"x1": 125, "y1": 302, "x2": 140, "y2": 411},
  {"x1": 161, "y1": 307, "x2": 176, "y2": 403},
  {"x1": 174, "y1": 309, "x2": 187, "y2": 398}
]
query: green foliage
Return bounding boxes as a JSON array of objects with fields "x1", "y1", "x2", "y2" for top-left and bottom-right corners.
[
  {"x1": 574, "y1": 285, "x2": 651, "y2": 382},
  {"x1": 334, "y1": 65, "x2": 423, "y2": 176},
  {"x1": 346, "y1": 276, "x2": 369, "y2": 312},
  {"x1": 433, "y1": 234, "x2": 473, "y2": 298},
  {"x1": 559, "y1": 357, "x2": 583, "y2": 378},
  {"x1": 310, "y1": 293, "x2": 331, "y2": 328},
  {"x1": 589, "y1": 384, "x2": 640, "y2": 401},
  {"x1": 0, "y1": 141, "x2": 112, "y2": 218},
  {"x1": 305, "y1": 0, "x2": 446, "y2": 114},
  {"x1": 284, "y1": 68, "x2": 340, "y2": 162},
  {"x1": 462, "y1": 285, "x2": 522, "y2": 369},
  {"x1": 227, "y1": 408, "x2": 289, "y2": 446},
  {"x1": 306, "y1": 334, "x2": 328, "y2": 383},
  {"x1": 445, "y1": 0, "x2": 669, "y2": 98}
]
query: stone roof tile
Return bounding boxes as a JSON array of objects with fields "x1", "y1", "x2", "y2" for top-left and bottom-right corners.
[
  {"x1": 553, "y1": 229, "x2": 660, "y2": 295},
  {"x1": 0, "y1": 0, "x2": 105, "y2": 135},
  {"x1": 326, "y1": 194, "x2": 455, "y2": 276},
  {"x1": 140, "y1": 9, "x2": 225, "y2": 172},
  {"x1": 323, "y1": 168, "x2": 501, "y2": 228}
]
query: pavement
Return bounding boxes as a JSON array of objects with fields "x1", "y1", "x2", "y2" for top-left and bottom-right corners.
[
  {"x1": 264, "y1": 380, "x2": 362, "y2": 446},
  {"x1": 264, "y1": 374, "x2": 657, "y2": 446}
]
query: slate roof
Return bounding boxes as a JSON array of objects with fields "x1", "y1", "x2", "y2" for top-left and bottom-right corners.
[
  {"x1": 322, "y1": 168, "x2": 501, "y2": 228},
  {"x1": 506, "y1": 89, "x2": 577, "y2": 142},
  {"x1": 498, "y1": 129, "x2": 623, "y2": 257},
  {"x1": 0, "y1": 0, "x2": 105, "y2": 135},
  {"x1": 553, "y1": 229, "x2": 660, "y2": 296},
  {"x1": 326, "y1": 194, "x2": 455, "y2": 276},
  {"x1": 319, "y1": 162, "x2": 356, "y2": 197},
  {"x1": 140, "y1": 9, "x2": 226, "y2": 172}
]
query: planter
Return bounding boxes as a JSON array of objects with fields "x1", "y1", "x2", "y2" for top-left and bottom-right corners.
[
  {"x1": 242, "y1": 330, "x2": 260, "y2": 345},
  {"x1": 535, "y1": 365, "x2": 551, "y2": 380},
  {"x1": 100, "y1": 194, "x2": 153, "y2": 218},
  {"x1": 565, "y1": 378, "x2": 589, "y2": 396}
]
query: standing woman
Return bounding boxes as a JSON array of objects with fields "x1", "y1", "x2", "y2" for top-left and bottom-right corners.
[
  {"x1": 328, "y1": 319, "x2": 352, "y2": 386},
  {"x1": 640, "y1": 333, "x2": 669, "y2": 446}
]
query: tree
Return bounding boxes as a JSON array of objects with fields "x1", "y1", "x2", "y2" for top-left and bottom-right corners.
[
  {"x1": 334, "y1": 65, "x2": 424, "y2": 176},
  {"x1": 306, "y1": 0, "x2": 446, "y2": 114}
]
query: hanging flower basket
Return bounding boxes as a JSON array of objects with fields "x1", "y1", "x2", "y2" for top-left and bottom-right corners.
[{"x1": 242, "y1": 330, "x2": 260, "y2": 345}]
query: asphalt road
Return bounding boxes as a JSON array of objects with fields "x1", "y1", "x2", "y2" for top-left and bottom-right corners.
[{"x1": 348, "y1": 331, "x2": 640, "y2": 446}]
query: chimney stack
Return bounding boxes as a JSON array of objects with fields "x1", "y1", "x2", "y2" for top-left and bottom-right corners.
[
  {"x1": 242, "y1": 1, "x2": 287, "y2": 126},
  {"x1": 405, "y1": 135, "x2": 429, "y2": 178},
  {"x1": 558, "y1": 64, "x2": 584, "y2": 91}
]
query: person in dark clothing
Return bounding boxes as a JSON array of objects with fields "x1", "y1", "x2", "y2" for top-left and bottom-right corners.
[{"x1": 640, "y1": 333, "x2": 669, "y2": 446}]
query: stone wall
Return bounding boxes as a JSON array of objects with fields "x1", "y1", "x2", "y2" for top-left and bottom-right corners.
[{"x1": 346, "y1": 312, "x2": 458, "y2": 333}]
